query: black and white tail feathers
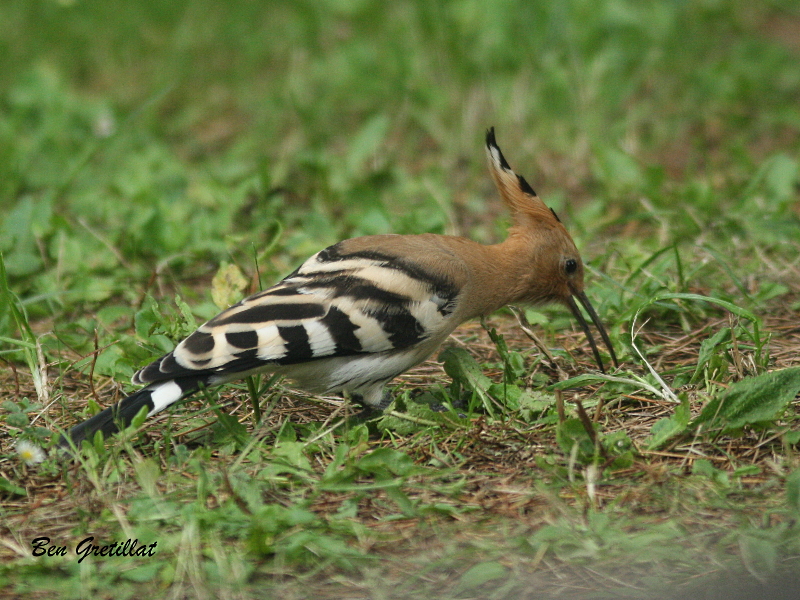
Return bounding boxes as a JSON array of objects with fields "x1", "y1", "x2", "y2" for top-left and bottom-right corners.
[{"x1": 61, "y1": 376, "x2": 206, "y2": 447}]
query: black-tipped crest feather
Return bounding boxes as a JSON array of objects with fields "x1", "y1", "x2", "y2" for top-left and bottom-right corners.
[
  {"x1": 485, "y1": 127, "x2": 511, "y2": 170},
  {"x1": 517, "y1": 175, "x2": 537, "y2": 198}
]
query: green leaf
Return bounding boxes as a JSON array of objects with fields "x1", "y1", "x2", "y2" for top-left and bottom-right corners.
[
  {"x1": 731, "y1": 465, "x2": 761, "y2": 478},
  {"x1": 91, "y1": 344, "x2": 128, "y2": 379},
  {"x1": 549, "y1": 373, "x2": 612, "y2": 391},
  {"x1": 356, "y1": 448, "x2": 415, "y2": 477},
  {"x1": 501, "y1": 387, "x2": 554, "y2": 422},
  {"x1": 441, "y1": 347, "x2": 492, "y2": 390},
  {"x1": 130, "y1": 404, "x2": 149, "y2": 430},
  {"x1": 384, "y1": 485, "x2": 416, "y2": 516},
  {"x1": 376, "y1": 396, "x2": 459, "y2": 435},
  {"x1": 649, "y1": 293, "x2": 759, "y2": 323},
  {"x1": 174, "y1": 295, "x2": 198, "y2": 334},
  {"x1": 441, "y1": 346, "x2": 496, "y2": 416},
  {"x1": 211, "y1": 262, "x2": 248, "y2": 310},
  {"x1": 6, "y1": 412, "x2": 29, "y2": 428},
  {"x1": 594, "y1": 147, "x2": 644, "y2": 191},
  {"x1": 646, "y1": 393, "x2": 690, "y2": 450},
  {"x1": 248, "y1": 504, "x2": 320, "y2": 554},
  {"x1": 121, "y1": 562, "x2": 162, "y2": 583},
  {"x1": 604, "y1": 430, "x2": 634, "y2": 468},
  {"x1": 345, "y1": 114, "x2": 389, "y2": 176},
  {"x1": 693, "y1": 367, "x2": 800, "y2": 433},
  {"x1": 765, "y1": 153, "x2": 798, "y2": 201},
  {"x1": 484, "y1": 324, "x2": 510, "y2": 362},
  {"x1": 487, "y1": 382, "x2": 523, "y2": 410},
  {"x1": 786, "y1": 469, "x2": 800, "y2": 515},
  {"x1": 690, "y1": 327, "x2": 731, "y2": 384},
  {"x1": 692, "y1": 459, "x2": 729, "y2": 486},
  {"x1": 272, "y1": 441, "x2": 312, "y2": 471},
  {"x1": 556, "y1": 418, "x2": 596, "y2": 459},
  {"x1": 133, "y1": 458, "x2": 161, "y2": 498},
  {"x1": 212, "y1": 408, "x2": 248, "y2": 445},
  {"x1": 0, "y1": 476, "x2": 26, "y2": 496},
  {"x1": 456, "y1": 561, "x2": 508, "y2": 593},
  {"x1": 647, "y1": 418, "x2": 683, "y2": 450},
  {"x1": 0, "y1": 252, "x2": 39, "y2": 380},
  {"x1": 739, "y1": 534, "x2": 777, "y2": 577},
  {"x1": 0, "y1": 335, "x2": 36, "y2": 349}
]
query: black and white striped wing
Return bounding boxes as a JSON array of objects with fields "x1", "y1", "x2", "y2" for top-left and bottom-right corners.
[{"x1": 132, "y1": 241, "x2": 461, "y2": 386}]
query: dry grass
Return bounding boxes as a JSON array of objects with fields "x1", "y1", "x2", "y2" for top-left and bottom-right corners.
[{"x1": 1, "y1": 301, "x2": 799, "y2": 599}]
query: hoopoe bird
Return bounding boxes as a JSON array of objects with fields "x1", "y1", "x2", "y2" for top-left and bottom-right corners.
[{"x1": 60, "y1": 128, "x2": 618, "y2": 448}]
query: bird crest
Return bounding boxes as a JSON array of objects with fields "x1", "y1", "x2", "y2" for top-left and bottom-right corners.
[{"x1": 485, "y1": 127, "x2": 562, "y2": 232}]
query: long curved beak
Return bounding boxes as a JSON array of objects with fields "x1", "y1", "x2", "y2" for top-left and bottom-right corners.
[{"x1": 565, "y1": 290, "x2": 618, "y2": 373}]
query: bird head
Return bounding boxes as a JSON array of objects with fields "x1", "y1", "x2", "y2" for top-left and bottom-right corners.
[{"x1": 485, "y1": 127, "x2": 619, "y2": 372}]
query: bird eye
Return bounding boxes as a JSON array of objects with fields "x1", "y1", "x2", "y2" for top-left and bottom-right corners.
[{"x1": 565, "y1": 258, "x2": 578, "y2": 274}]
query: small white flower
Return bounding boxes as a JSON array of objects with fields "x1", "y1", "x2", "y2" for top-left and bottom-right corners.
[{"x1": 16, "y1": 440, "x2": 45, "y2": 466}]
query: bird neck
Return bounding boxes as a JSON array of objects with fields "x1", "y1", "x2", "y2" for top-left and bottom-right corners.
[{"x1": 445, "y1": 233, "x2": 542, "y2": 320}]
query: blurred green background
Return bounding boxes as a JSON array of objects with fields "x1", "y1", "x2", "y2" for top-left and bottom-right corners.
[
  {"x1": 3, "y1": 2, "x2": 800, "y2": 595},
  {"x1": 1, "y1": 0, "x2": 799, "y2": 350}
]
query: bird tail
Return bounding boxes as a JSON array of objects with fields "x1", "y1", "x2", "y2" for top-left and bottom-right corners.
[{"x1": 59, "y1": 376, "x2": 205, "y2": 448}]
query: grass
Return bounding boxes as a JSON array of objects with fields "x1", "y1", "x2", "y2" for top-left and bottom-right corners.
[{"x1": 2, "y1": 0, "x2": 800, "y2": 598}]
